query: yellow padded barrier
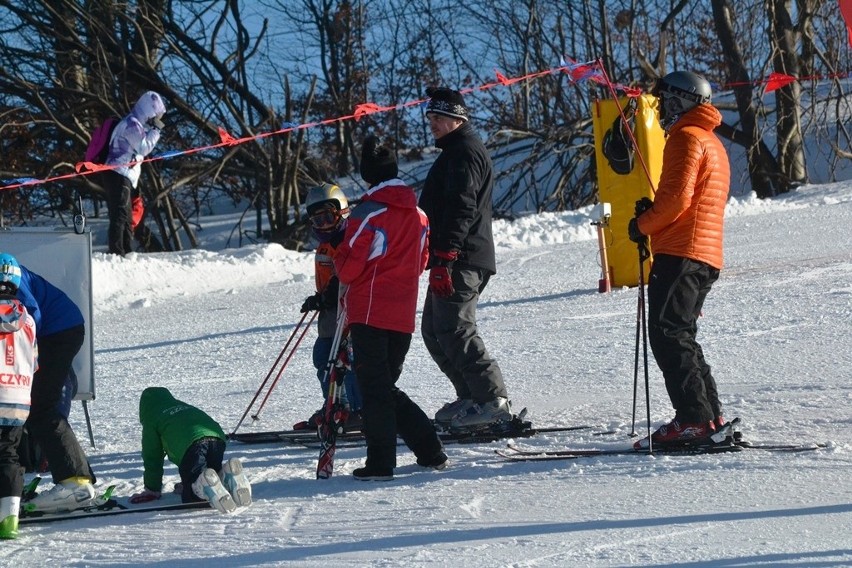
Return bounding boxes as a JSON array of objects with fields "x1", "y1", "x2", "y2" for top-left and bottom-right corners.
[{"x1": 592, "y1": 94, "x2": 665, "y2": 287}]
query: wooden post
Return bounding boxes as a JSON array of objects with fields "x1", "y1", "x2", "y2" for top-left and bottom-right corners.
[
  {"x1": 593, "y1": 202, "x2": 612, "y2": 293},
  {"x1": 597, "y1": 222, "x2": 611, "y2": 293}
]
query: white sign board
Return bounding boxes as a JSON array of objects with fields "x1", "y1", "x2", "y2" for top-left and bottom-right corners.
[{"x1": 0, "y1": 227, "x2": 95, "y2": 400}]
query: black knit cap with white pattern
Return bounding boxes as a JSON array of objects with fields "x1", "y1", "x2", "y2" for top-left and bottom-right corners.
[{"x1": 425, "y1": 87, "x2": 470, "y2": 122}]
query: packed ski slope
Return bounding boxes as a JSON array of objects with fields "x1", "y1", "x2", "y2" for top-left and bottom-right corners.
[{"x1": 5, "y1": 181, "x2": 852, "y2": 567}]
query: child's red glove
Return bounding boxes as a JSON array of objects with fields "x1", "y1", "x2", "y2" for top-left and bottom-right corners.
[{"x1": 129, "y1": 488, "x2": 162, "y2": 504}]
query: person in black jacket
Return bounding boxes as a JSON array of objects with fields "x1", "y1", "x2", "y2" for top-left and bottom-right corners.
[{"x1": 418, "y1": 87, "x2": 512, "y2": 430}]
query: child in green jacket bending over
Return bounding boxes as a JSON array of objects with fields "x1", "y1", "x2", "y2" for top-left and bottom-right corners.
[{"x1": 131, "y1": 387, "x2": 251, "y2": 513}]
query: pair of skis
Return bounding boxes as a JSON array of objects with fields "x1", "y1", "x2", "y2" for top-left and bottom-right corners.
[
  {"x1": 232, "y1": 418, "x2": 598, "y2": 448},
  {"x1": 497, "y1": 439, "x2": 827, "y2": 461},
  {"x1": 496, "y1": 418, "x2": 827, "y2": 461},
  {"x1": 316, "y1": 287, "x2": 351, "y2": 479},
  {"x1": 19, "y1": 480, "x2": 210, "y2": 525}
]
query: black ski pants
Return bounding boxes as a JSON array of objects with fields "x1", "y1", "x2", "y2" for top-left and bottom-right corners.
[
  {"x1": 0, "y1": 427, "x2": 24, "y2": 499},
  {"x1": 103, "y1": 170, "x2": 135, "y2": 256},
  {"x1": 350, "y1": 324, "x2": 443, "y2": 470},
  {"x1": 24, "y1": 325, "x2": 92, "y2": 483},
  {"x1": 178, "y1": 437, "x2": 226, "y2": 503},
  {"x1": 421, "y1": 267, "x2": 507, "y2": 404},
  {"x1": 647, "y1": 254, "x2": 721, "y2": 423}
]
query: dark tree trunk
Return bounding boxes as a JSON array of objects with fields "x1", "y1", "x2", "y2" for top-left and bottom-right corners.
[
  {"x1": 768, "y1": 0, "x2": 807, "y2": 192},
  {"x1": 711, "y1": 0, "x2": 780, "y2": 198}
]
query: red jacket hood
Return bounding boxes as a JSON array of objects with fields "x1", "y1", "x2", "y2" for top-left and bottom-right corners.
[{"x1": 363, "y1": 179, "x2": 419, "y2": 209}]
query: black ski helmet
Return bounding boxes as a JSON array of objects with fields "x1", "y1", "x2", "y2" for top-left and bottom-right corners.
[{"x1": 652, "y1": 71, "x2": 712, "y2": 130}]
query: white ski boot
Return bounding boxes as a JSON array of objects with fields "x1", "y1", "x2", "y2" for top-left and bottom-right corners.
[
  {"x1": 220, "y1": 458, "x2": 252, "y2": 507},
  {"x1": 24, "y1": 478, "x2": 95, "y2": 513},
  {"x1": 449, "y1": 397, "x2": 512, "y2": 429},
  {"x1": 192, "y1": 468, "x2": 236, "y2": 514},
  {"x1": 0, "y1": 496, "x2": 20, "y2": 539}
]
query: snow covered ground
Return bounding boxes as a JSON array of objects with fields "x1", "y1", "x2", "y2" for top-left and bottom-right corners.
[{"x1": 5, "y1": 180, "x2": 852, "y2": 567}]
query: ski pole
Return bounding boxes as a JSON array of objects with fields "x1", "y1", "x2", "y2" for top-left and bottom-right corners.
[
  {"x1": 637, "y1": 241, "x2": 653, "y2": 453},
  {"x1": 230, "y1": 310, "x2": 316, "y2": 435},
  {"x1": 630, "y1": 292, "x2": 641, "y2": 437},
  {"x1": 250, "y1": 310, "x2": 318, "y2": 421}
]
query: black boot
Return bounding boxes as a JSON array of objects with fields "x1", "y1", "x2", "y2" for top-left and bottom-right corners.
[
  {"x1": 352, "y1": 465, "x2": 393, "y2": 481},
  {"x1": 416, "y1": 451, "x2": 448, "y2": 470}
]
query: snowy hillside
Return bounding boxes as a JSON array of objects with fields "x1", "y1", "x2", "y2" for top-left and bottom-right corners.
[{"x1": 5, "y1": 181, "x2": 852, "y2": 566}]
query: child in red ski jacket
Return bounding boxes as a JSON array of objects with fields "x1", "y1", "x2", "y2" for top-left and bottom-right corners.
[{"x1": 334, "y1": 136, "x2": 446, "y2": 481}]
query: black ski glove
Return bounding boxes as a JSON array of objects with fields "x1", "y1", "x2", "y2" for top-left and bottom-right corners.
[
  {"x1": 634, "y1": 197, "x2": 653, "y2": 217},
  {"x1": 627, "y1": 218, "x2": 646, "y2": 244},
  {"x1": 300, "y1": 293, "x2": 323, "y2": 313},
  {"x1": 302, "y1": 277, "x2": 340, "y2": 313}
]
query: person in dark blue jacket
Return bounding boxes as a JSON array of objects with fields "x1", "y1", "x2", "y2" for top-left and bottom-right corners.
[{"x1": 13, "y1": 264, "x2": 95, "y2": 512}]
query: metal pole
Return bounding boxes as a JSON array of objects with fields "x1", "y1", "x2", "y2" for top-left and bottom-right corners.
[
  {"x1": 250, "y1": 311, "x2": 318, "y2": 421},
  {"x1": 637, "y1": 242, "x2": 652, "y2": 453},
  {"x1": 630, "y1": 295, "x2": 641, "y2": 437},
  {"x1": 82, "y1": 400, "x2": 96, "y2": 449},
  {"x1": 230, "y1": 310, "x2": 315, "y2": 435}
]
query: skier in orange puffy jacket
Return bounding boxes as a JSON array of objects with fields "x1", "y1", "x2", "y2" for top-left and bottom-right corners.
[{"x1": 628, "y1": 71, "x2": 731, "y2": 450}]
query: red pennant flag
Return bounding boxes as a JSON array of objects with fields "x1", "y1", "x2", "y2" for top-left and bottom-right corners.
[
  {"x1": 353, "y1": 102, "x2": 392, "y2": 121},
  {"x1": 562, "y1": 58, "x2": 606, "y2": 85},
  {"x1": 218, "y1": 127, "x2": 238, "y2": 145},
  {"x1": 841, "y1": 0, "x2": 852, "y2": 47},
  {"x1": 495, "y1": 70, "x2": 523, "y2": 86},
  {"x1": 75, "y1": 161, "x2": 112, "y2": 173},
  {"x1": 764, "y1": 72, "x2": 796, "y2": 93},
  {"x1": 566, "y1": 62, "x2": 597, "y2": 82}
]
